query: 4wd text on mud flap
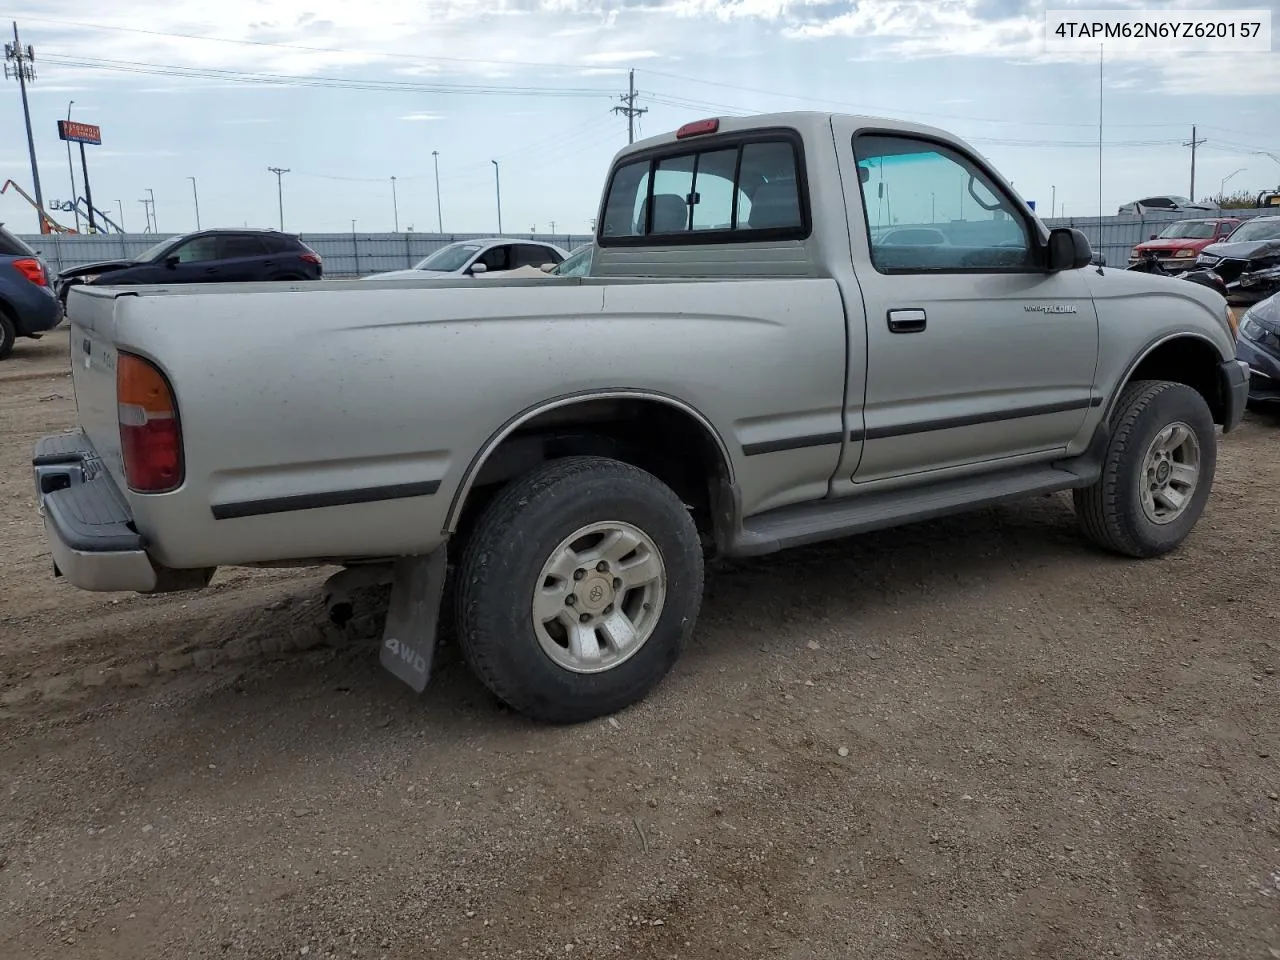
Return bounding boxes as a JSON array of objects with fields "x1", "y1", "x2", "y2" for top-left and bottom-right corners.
[{"x1": 383, "y1": 637, "x2": 429, "y2": 677}]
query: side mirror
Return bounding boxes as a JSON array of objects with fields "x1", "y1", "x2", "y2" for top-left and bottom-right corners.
[
  {"x1": 539, "y1": 263, "x2": 555, "y2": 273},
  {"x1": 164, "y1": 255, "x2": 179, "y2": 268},
  {"x1": 1045, "y1": 227, "x2": 1094, "y2": 272},
  {"x1": 1149, "y1": 233, "x2": 1158, "y2": 240},
  {"x1": 469, "y1": 261, "x2": 487, "y2": 275}
]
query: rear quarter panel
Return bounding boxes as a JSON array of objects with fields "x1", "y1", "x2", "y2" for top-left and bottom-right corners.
[{"x1": 107, "y1": 276, "x2": 849, "y2": 569}]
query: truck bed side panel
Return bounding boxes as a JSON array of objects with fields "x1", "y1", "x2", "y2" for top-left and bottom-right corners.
[{"x1": 102, "y1": 278, "x2": 847, "y2": 569}]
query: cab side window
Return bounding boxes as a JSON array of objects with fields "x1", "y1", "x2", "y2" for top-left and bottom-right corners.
[{"x1": 852, "y1": 134, "x2": 1034, "y2": 274}]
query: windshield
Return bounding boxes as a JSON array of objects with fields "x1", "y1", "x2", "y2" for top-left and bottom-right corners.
[
  {"x1": 552, "y1": 245, "x2": 592, "y2": 277},
  {"x1": 413, "y1": 243, "x2": 481, "y2": 272},
  {"x1": 138, "y1": 236, "x2": 182, "y2": 261},
  {"x1": 1157, "y1": 221, "x2": 1218, "y2": 240},
  {"x1": 1224, "y1": 219, "x2": 1280, "y2": 243}
]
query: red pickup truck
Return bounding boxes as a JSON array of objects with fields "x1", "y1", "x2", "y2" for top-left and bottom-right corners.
[{"x1": 1129, "y1": 217, "x2": 1242, "y2": 271}]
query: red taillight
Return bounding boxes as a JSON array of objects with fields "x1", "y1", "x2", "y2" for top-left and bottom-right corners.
[
  {"x1": 11, "y1": 257, "x2": 47, "y2": 287},
  {"x1": 300, "y1": 252, "x2": 321, "y2": 264},
  {"x1": 675, "y1": 118, "x2": 719, "y2": 139},
  {"x1": 117, "y1": 352, "x2": 183, "y2": 493}
]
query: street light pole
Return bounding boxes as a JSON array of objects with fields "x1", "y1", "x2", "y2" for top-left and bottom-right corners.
[
  {"x1": 1051, "y1": 185, "x2": 1056, "y2": 219},
  {"x1": 390, "y1": 175, "x2": 399, "y2": 232},
  {"x1": 492, "y1": 160, "x2": 502, "y2": 234},
  {"x1": 65, "y1": 100, "x2": 81, "y2": 232},
  {"x1": 114, "y1": 199, "x2": 125, "y2": 232},
  {"x1": 146, "y1": 187, "x2": 156, "y2": 231},
  {"x1": 187, "y1": 176, "x2": 201, "y2": 230},
  {"x1": 431, "y1": 150, "x2": 442, "y2": 234},
  {"x1": 1219, "y1": 167, "x2": 1246, "y2": 201}
]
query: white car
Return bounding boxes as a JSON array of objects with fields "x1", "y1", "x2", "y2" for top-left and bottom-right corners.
[
  {"x1": 366, "y1": 238, "x2": 570, "y2": 280},
  {"x1": 478, "y1": 243, "x2": 595, "y2": 280},
  {"x1": 1117, "y1": 195, "x2": 1219, "y2": 217}
]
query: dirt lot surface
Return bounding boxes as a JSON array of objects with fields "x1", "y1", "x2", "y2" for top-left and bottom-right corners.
[{"x1": 1, "y1": 328, "x2": 1277, "y2": 960}]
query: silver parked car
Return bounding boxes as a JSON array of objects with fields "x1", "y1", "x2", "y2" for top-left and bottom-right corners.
[{"x1": 366, "y1": 237, "x2": 570, "y2": 280}]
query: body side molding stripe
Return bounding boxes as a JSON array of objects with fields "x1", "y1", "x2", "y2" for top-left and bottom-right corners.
[
  {"x1": 742, "y1": 432, "x2": 845, "y2": 456},
  {"x1": 854, "y1": 395, "x2": 1102, "y2": 442},
  {"x1": 211, "y1": 479, "x2": 441, "y2": 520}
]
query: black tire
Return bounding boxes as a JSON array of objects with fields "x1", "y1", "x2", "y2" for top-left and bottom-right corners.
[
  {"x1": 454, "y1": 455, "x2": 704, "y2": 724},
  {"x1": 1074, "y1": 380, "x2": 1217, "y2": 558},
  {"x1": 0, "y1": 309, "x2": 16, "y2": 361}
]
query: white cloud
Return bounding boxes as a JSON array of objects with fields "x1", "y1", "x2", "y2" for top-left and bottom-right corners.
[
  {"x1": 398, "y1": 112, "x2": 445, "y2": 121},
  {"x1": 580, "y1": 49, "x2": 662, "y2": 64}
]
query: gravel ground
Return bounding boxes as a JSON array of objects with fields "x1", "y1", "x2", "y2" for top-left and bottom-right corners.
[{"x1": 1, "y1": 328, "x2": 1277, "y2": 960}]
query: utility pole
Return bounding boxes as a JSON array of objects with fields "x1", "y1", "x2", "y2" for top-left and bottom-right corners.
[
  {"x1": 1184, "y1": 125, "x2": 1207, "y2": 202},
  {"x1": 390, "y1": 175, "x2": 399, "y2": 232},
  {"x1": 138, "y1": 198, "x2": 152, "y2": 233},
  {"x1": 65, "y1": 100, "x2": 80, "y2": 232},
  {"x1": 187, "y1": 176, "x2": 200, "y2": 229},
  {"x1": 147, "y1": 187, "x2": 156, "y2": 231},
  {"x1": 431, "y1": 150, "x2": 442, "y2": 234},
  {"x1": 114, "y1": 199, "x2": 125, "y2": 232},
  {"x1": 491, "y1": 160, "x2": 502, "y2": 234},
  {"x1": 267, "y1": 166, "x2": 290, "y2": 230},
  {"x1": 4, "y1": 21, "x2": 45, "y2": 232},
  {"x1": 550, "y1": 220, "x2": 556, "y2": 234},
  {"x1": 612, "y1": 68, "x2": 648, "y2": 144}
]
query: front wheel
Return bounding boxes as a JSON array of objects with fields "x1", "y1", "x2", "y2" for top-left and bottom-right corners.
[
  {"x1": 454, "y1": 455, "x2": 704, "y2": 724},
  {"x1": 1074, "y1": 380, "x2": 1217, "y2": 558}
]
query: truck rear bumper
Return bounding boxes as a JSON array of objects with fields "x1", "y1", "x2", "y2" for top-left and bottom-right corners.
[{"x1": 33, "y1": 430, "x2": 159, "y2": 593}]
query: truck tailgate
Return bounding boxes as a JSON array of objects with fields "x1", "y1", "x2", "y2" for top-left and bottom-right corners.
[{"x1": 66, "y1": 287, "x2": 128, "y2": 486}]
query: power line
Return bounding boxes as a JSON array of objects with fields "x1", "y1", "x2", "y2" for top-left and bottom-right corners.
[
  {"x1": 17, "y1": 14, "x2": 581, "y2": 73},
  {"x1": 38, "y1": 52, "x2": 614, "y2": 99},
  {"x1": 636, "y1": 67, "x2": 1199, "y2": 130}
]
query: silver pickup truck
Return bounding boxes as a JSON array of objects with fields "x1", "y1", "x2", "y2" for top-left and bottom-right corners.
[{"x1": 33, "y1": 111, "x2": 1248, "y2": 723}]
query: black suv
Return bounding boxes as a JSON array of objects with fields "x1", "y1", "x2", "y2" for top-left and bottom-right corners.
[{"x1": 55, "y1": 228, "x2": 323, "y2": 306}]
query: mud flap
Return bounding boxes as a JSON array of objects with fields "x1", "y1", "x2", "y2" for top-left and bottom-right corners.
[{"x1": 379, "y1": 548, "x2": 448, "y2": 694}]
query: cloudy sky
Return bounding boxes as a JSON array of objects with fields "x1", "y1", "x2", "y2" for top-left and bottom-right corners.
[{"x1": 0, "y1": 0, "x2": 1277, "y2": 237}]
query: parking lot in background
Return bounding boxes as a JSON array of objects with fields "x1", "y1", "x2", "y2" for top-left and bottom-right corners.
[{"x1": 2, "y1": 327, "x2": 1276, "y2": 959}]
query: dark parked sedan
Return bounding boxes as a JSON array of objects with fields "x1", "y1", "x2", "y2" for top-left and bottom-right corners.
[
  {"x1": 55, "y1": 228, "x2": 323, "y2": 306},
  {"x1": 1234, "y1": 290, "x2": 1280, "y2": 408},
  {"x1": 0, "y1": 223, "x2": 62, "y2": 361},
  {"x1": 1195, "y1": 215, "x2": 1280, "y2": 305}
]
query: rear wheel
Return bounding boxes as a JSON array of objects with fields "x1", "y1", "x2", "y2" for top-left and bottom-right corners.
[
  {"x1": 1074, "y1": 380, "x2": 1216, "y2": 558},
  {"x1": 454, "y1": 455, "x2": 704, "y2": 723},
  {"x1": 0, "y1": 310, "x2": 16, "y2": 360}
]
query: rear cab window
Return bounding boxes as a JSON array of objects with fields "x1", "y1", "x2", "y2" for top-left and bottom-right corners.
[{"x1": 598, "y1": 129, "x2": 809, "y2": 244}]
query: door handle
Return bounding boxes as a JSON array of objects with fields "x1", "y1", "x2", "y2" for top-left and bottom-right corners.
[{"x1": 887, "y1": 308, "x2": 927, "y2": 333}]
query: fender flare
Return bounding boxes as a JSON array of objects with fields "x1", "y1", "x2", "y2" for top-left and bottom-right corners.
[
  {"x1": 1102, "y1": 331, "x2": 1226, "y2": 423},
  {"x1": 443, "y1": 388, "x2": 736, "y2": 533}
]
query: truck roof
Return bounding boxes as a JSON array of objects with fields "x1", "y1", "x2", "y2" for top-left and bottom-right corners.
[{"x1": 616, "y1": 110, "x2": 969, "y2": 158}]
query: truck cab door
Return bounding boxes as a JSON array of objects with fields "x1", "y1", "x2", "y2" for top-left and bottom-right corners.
[{"x1": 834, "y1": 125, "x2": 1100, "y2": 485}]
